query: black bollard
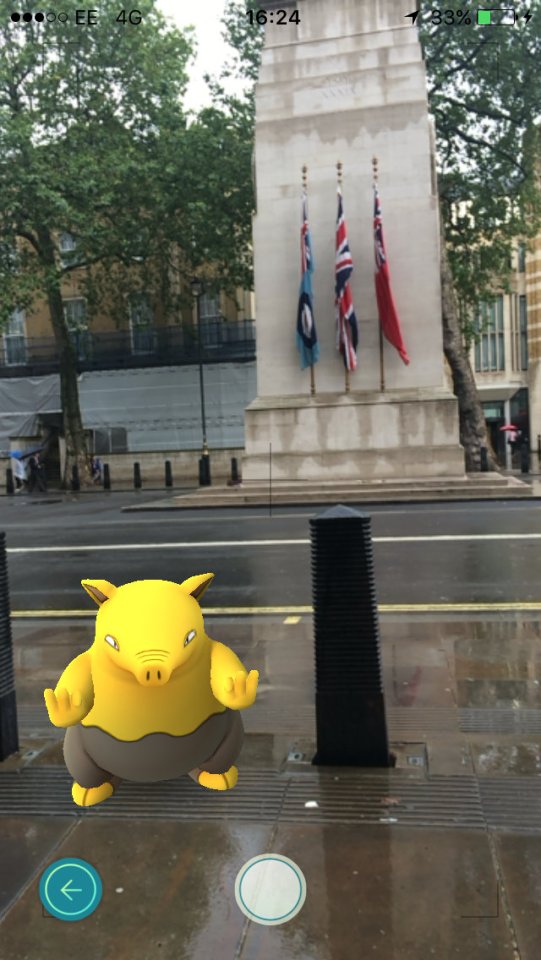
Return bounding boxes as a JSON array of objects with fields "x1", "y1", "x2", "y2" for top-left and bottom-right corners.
[
  {"x1": 199, "y1": 456, "x2": 211, "y2": 487},
  {"x1": 202, "y1": 453, "x2": 211, "y2": 487},
  {"x1": 310, "y1": 504, "x2": 390, "y2": 767},
  {"x1": 538, "y1": 435, "x2": 541, "y2": 460},
  {"x1": 103, "y1": 463, "x2": 111, "y2": 490},
  {"x1": 134, "y1": 462, "x2": 142, "y2": 489},
  {"x1": 231, "y1": 457, "x2": 239, "y2": 483},
  {"x1": 480, "y1": 446, "x2": 489, "y2": 472},
  {"x1": 165, "y1": 460, "x2": 173, "y2": 488},
  {"x1": 0, "y1": 532, "x2": 18, "y2": 760},
  {"x1": 6, "y1": 468, "x2": 14, "y2": 496},
  {"x1": 521, "y1": 442, "x2": 530, "y2": 474},
  {"x1": 71, "y1": 464, "x2": 80, "y2": 492}
]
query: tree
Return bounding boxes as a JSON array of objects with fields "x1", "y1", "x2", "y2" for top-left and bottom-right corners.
[
  {"x1": 0, "y1": 0, "x2": 254, "y2": 485},
  {"x1": 418, "y1": 3, "x2": 541, "y2": 468},
  {"x1": 217, "y1": 0, "x2": 541, "y2": 471}
]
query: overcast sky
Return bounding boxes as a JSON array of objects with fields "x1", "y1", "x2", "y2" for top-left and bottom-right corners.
[{"x1": 157, "y1": 0, "x2": 244, "y2": 111}]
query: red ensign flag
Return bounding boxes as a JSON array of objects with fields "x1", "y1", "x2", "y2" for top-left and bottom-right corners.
[{"x1": 374, "y1": 185, "x2": 410, "y2": 365}]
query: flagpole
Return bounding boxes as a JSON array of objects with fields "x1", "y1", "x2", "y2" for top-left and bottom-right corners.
[
  {"x1": 337, "y1": 161, "x2": 350, "y2": 394},
  {"x1": 373, "y1": 156, "x2": 385, "y2": 392},
  {"x1": 302, "y1": 164, "x2": 316, "y2": 397}
]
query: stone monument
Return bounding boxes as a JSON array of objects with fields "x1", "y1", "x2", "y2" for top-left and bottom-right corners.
[{"x1": 242, "y1": 0, "x2": 464, "y2": 481}]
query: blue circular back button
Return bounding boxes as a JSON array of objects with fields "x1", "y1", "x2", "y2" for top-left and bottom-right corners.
[{"x1": 39, "y1": 858, "x2": 102, "y2": 922}]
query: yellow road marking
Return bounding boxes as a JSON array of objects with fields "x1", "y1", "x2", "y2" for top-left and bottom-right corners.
[
  {"x1": 10, "y1": 602, "x2": 541, "y2": 618},
  {"x1": 284, "y1": 616, "x2": 301, "y2": 624}
]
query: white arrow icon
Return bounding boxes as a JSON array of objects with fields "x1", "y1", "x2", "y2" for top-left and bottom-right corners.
[{"x1": 60, "y1": 879, "x2": 83, "y2": 901}]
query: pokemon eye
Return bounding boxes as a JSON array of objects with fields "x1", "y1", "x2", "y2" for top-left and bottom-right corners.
[
  {"x1": 105, "y1": 634, "x2": 119, "y2": 651},
  {"x1": 184, "y1": 629, "x2": 196, "y2": 647}
]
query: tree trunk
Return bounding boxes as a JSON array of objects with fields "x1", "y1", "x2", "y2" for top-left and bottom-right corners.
[
  {"x1": 440, "y1": 227, "x2": 497, "y2": 472},
  {"x1": 37, "y1": 227, "x2": 92, "y2": 488}
]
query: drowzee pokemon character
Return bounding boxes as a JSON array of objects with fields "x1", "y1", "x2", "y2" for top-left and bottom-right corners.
[{"x1": 43, "y1": 575, "x2": 259, "y2": 807}]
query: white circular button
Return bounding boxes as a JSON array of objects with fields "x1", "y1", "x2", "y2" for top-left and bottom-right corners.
[{"x1": 235, "y1": 854, "x2": 307, "y2": 926}]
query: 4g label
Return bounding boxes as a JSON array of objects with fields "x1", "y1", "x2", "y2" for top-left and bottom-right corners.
[
  {"x1": 116, "y1": 9, "x2": 143, "y2": 24},
  {"x1": 73, "y1": 10, "x2": 142, "y2": 25}
]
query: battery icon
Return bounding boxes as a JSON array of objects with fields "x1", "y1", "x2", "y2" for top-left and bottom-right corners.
[{"x1": 477, "y1": 8, "x2": 516, "y2": 24}]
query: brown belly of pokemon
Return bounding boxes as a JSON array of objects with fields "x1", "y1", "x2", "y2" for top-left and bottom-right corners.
[{"x1": 43, "y1": 575, "x2": 259, "y2": 807}]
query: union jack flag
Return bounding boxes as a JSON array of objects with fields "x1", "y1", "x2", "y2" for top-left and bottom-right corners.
[
  {"x1": 335, "y1": 188, "x2": 358, "y2": 371},
  {"x1": 374, "y1": 185, "x2": 410, "y2": 365},
  {"x1": 296, "y1": 190, "x2": 320, "y2": 369}
]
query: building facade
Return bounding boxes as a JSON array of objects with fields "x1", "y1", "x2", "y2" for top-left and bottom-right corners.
[
  {"x1": 0, "y1": 237, "x2": 257, "y2": 482},
  {"x1": 470, "y1": 242, "x2": 529, "y2": 468}
]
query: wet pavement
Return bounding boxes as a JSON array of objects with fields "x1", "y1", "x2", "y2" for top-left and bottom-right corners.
[{"x1": 1, "y1": 613, "x2": 541, "y2": 957}]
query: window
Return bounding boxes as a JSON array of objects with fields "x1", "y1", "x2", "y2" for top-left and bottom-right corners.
[
  {"x1": 198, "y1": 293, "x2": 222, "y2": 347},
  {"x1": 93, "y1": 427, "x2": 128, "y2": 455},
  {"x1": 3, "y1": 309, "x2": 26, "y2": 365},
  {"x1": 129, "y1": 292, "x2": 155, "y2": 354},
  {"x1": 518, "y1": 242, "x2": 526, "y2": 273},
  {"x1": 59, "y1": 232, "x2": 80, "y2": 269},
  {"x1": 199, "y1": 294, "x2": 220, "y2": 320},
  {"x1": 63, "y1": 298, "x2": 90, "y2": 361},
  {"x1": 474, "y1": 297, "x2": 505, "y2": 372},
  {"x1": 519, "y1": 295, "x2": 528, "y2": 370}
]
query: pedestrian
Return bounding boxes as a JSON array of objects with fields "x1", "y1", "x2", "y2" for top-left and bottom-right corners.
[
  {"x1": 27, "y1": 454, "x2": 47, "y2": 493},
  {"x1": 35, "y1": 452, "x2": 47, "y2": 492},
  {"x1": 91, "y1": 456, "x2": 103, "y2": 484},
  {"x1": 12, "y1": 455, "x2": 27, "y2": 493},
  {"x1": 508, "y1": 429, "x2": 521, "y2": 457}
]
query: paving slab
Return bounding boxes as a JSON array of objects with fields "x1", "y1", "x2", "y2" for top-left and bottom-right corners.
[
  {"x1": 495, "y1": 835, "x2": 541, "y2": 959},
  {"x1": 4, "y1": 614, "x2": 541, "y2": 957}
]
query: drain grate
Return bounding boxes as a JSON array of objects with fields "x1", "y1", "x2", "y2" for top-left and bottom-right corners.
[
  {"x1": 460, "y1": 708, "x2": 541, "y2": 735},
  {"x1": 281, "y1": 773, "x2": 485, "y2": 829},
  {"x1": 2, "y1": 766, "x2": 541, "y2": 830},
  {"x1": 480, "y1": 778, "x2": 541, "y2": 831},
  {"x1": 0, "y1": 766, "x2": 287, "y2": 821}
]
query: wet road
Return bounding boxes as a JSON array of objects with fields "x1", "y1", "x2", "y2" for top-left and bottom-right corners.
[{"x1": 2, "y1": 492, "x2": 541, "y2": 610}]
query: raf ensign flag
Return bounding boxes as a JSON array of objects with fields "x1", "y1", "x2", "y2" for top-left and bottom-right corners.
[
  {"x1": 335, "y1": 188, "x2": 359, "y2": 370},
  {"x1": 296, "y1": 190, "x2": 320, "y2": 369},
  {"x1": 374, "y1": 185, "x2": 410, "y2": 365}
]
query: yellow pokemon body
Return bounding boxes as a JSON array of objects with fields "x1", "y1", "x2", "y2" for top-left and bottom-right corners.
[{"x1": 43, "y1": 574, "x2": 258, "y2": 806}]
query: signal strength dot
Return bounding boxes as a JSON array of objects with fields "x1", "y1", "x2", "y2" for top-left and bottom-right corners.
[{"x1": 10, "y1": 11, "x2": 45, "y2": 22}]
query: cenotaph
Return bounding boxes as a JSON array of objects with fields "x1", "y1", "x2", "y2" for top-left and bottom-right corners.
[{"x1": 242, "y1": 0, "x2": 465, "y2": 481}]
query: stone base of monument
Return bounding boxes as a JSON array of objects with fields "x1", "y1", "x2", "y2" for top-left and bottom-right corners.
[
  {"x1": 242, "y1": 390, "x2": 464, "y2": 482},
  {"x1": 169, "y1": 473, "x2": 530, "y2": 509}
]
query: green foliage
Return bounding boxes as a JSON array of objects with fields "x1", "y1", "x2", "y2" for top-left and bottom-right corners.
[
  {"x1": 0, "y1": 0, "x2": 256, "y2": 328},
  {"x1": 418, "y1": 0, "x2": 541, "y2": 325}
]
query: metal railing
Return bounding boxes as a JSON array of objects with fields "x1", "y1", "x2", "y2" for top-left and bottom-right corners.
[{"x1": 0, "y1": 319, "x2": 256, "y2": 376}]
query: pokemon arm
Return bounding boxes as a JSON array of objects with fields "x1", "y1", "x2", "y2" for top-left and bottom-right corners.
[
  {"x1": 209, "y1": 640, "x2": 258, "y2": 709},
  {"x1": 210, "y1": 640, "x2": 247, "y2": 688},
  {"x1": 54, "y1": 652, "x2": 94, "y2": 709}
]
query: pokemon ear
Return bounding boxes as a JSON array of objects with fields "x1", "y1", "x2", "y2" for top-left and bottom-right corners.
[
  {"x1": 179, "y1": 573, "x2": 215, "y2": 601},
  {"x1": 81, "y1": 580, "x2": 117, "y2": 606}
]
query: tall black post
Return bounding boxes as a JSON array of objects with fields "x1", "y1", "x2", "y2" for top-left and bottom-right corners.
[
  {"x1": 480, "y1": 446, "x2": 488, "y2": 472},
  {"x1": 103, "y1": 463, "x2": 111, "y2": 490},
  {"x1": 0, "y1": 532, "x2": 18, "y2": 760},
  {"x1": 71, "y1": 464, "x2": 80, "y2": 492},
  {"x1": 165, "y1": 460, "x2": 173, "y2": 488},
  {"x1": 310, "y1": 504, "x2": 390, "y2": 766},
  {"x1": 6, "y1": 469, "x2": 14, "y2": 496},
  {"x1": 134, "y1": 462, "x2": 142, "y2": 489},
  {"x1": 192, "y1": 278, "x2": 211, "y2": 487}
]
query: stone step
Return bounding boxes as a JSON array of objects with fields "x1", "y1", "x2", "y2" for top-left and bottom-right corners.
[{"x1": 122, "y1": 476, "x2": 532, "y2": 510}]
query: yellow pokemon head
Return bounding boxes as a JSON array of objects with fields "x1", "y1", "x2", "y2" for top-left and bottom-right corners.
[{"x1": 82, "y1": 575, "x2": 214, "y2": 687}]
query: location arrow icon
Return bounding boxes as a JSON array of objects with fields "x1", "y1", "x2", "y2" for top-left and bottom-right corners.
[{"x1": 405, "y1": 10, "x2": 420, "y2": 25}]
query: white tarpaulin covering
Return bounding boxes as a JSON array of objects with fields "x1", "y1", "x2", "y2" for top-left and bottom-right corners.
[
  {"x1": 0, "y1": 363, "x2": 257, "y2": 452},
  {"x1": 0, "y1": 375, "x2": 61, "y2": 452}
]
